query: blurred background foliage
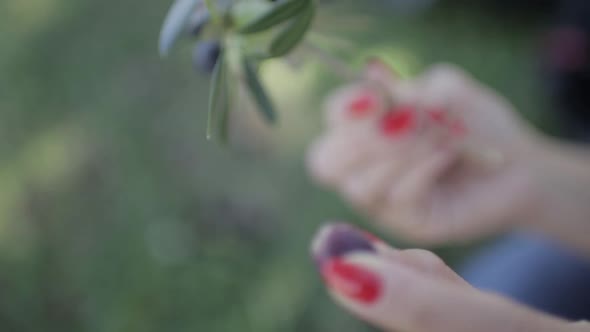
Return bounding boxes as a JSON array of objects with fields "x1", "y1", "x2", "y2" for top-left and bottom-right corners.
[{"x1": 0, "y1": 0, "x2": 556, "y2": 331}]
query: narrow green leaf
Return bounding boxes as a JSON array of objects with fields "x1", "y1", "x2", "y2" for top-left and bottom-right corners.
[
  {"x1": 159, "y1": 0, "x2": 202, "y2": 57},
  {"x1": 238, "y1": 0, "x2": 309, "y2": 34},
  {"x1": 207, "y1": 51, "x2": 226, "y2": 140},
  {"x1": 219, "y1": 64, "x2": 233, "y2": 143},
  {"x1": 269, "y1": 1, "x2": 314, "y2": 57},
  {"x1": 242, "y1": 58, "x2": 276, "y2": 123}
]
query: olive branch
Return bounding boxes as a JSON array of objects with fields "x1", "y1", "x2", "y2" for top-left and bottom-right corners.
[{"x1": 159, "y1": 0, "x2": 318, "y2": 142}]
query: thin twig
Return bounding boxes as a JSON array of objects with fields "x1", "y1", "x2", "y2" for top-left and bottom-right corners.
[{"x1": 301, "y1": 41, "x2": 358, "y2": 81}]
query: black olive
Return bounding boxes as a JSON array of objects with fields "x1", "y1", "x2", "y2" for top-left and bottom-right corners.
[
  {"x1": 311, "y1": 223, "x2": 375, "y2": 268},
  {"x1": 192, "y1": 40, "x2": 221, "y2": 74}
]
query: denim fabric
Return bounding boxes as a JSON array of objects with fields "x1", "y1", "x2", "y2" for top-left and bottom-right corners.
[{"x1": 460, "y1": 232, "x2": 590, "y2": 321}]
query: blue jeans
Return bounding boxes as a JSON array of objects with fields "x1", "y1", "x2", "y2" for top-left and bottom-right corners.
[{"x1": 460, "y1": 232, "x2": 590, "y2": 321}]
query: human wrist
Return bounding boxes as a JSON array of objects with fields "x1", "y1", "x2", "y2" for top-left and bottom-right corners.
[{"x1": 524, "y1": 135, "x2": 590, "y2": 253}]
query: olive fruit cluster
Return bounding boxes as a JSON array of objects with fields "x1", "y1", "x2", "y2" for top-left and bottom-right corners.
[
  {"x1": 159, "y1": 0, "x2": 317, "y2": 142},
  {"x1": 186, "y1": 6, "x2": 222, "y2": 74}
]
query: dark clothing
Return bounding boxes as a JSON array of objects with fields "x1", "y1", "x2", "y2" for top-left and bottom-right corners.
[{"x1": 460, "y1": 233, "x2": 590, "y2": 321}]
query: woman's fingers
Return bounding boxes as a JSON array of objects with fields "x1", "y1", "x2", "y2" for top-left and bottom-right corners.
[
  {"x1": 339, "y1": 159, "x2": 399, "y2": 211},
  {"x1": 306, "y1": 128, "x2": 376, "y2": 187},
  {"x1": 310, "y1": 61, "x2": 516, "y2": 244},
  {"x1": 309, "y1": 102, "x2": 427, "y2": 191},
  {"x1": 364, "y1": 131, "x2": 456, "y2": 243},
  {"x1": 364, "y1": 58, "x2": 418, "y2": 105},
  {"x1": 378, "y1": 247, "x2": 469, "y2": 286},
  {"x1": 311, "y1": 223, "x2": 572, "y2": 332},
  {"x1": 415, "y1": 64, "x2": 476, "y2": 109},
  {"x1": 325, "y1": 58, "x2": 423, "y2": 129},
  {"x1": 378, "y1": 146, "x2": 459, "y2": 243},
  {"x1": 324, "y1": 83, "x2": 387, "y2": 128},
  {"x1": 329, "y1": 253, "x2": 568, "y2": 332},
  {"x1": 438, "y1": 166, "x2": 535, "y2": 240},
  {"x1": 338, "y1": 126, "x2": 422, "y2": 211},
  {"x1": 311, "y1": 223, "x2": 466, "y2": 286}
]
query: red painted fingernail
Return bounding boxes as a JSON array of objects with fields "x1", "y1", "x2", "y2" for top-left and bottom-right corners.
[
  {"x1": 348, "y1": 93, "x2": 378, "y2": 117},
  {"x1": 427, "y1": 108, "x2": 469, "y2": 136},
  {"x1": 380, "y1": 106, "x2": 416, "y2": 137},
  {"x1": 312, "y1": 223, "x2": 377, "y2": 268},
  {"x1": 321, "y1": 258, "x2": 382, "y2": 304},
  {"x1": 427, "y1": 108, "x2": 449, "y2": 125}
]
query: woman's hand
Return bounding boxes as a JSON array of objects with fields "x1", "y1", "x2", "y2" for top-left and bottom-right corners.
[
  {"x1": 307, "y1": 62, "x2": 546, "y2": 244},
  {"x1": 311, "y1": 223, "x2": 589, "y2": 332}
]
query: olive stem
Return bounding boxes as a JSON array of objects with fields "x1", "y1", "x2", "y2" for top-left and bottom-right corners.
[
  {"x1": 204, "y1": 0, "x2": 220, "y2": 24},
  {"x1": 301, "y1": 41, "x2": 358, "y2": 80}
]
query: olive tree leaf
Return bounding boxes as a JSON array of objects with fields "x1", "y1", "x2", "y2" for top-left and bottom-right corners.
[
  {"x1": 207, "y1": 51, "x2": 227, "y2": 140},
  {"x1": 269, "y1": 1, "x2": 315, "y2": 57},
  {"x1": 159, "y1": 0, "x2": 202, "y2": 57},
  {"x1": 242, "y1": 57, "x2": 276, "y2": 123},
  {"x1": 218, "y1": 71, "x2": 232, "y2": 143},
  {"x1": 218, "y1": 57, "x2": 234, "y2": 143},
  {"x1": 238, "y1": 0, "x2": 309, "y2": 35}
]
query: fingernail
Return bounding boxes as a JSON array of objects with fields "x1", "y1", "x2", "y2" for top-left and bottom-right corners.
[
  {"x1": 321, "y1": 258, "x2": 382, "y2": 304},
  {"x1": 426, "y1": 108, "x2": 449, "y2": 125},
  {"x1": 380, "y1": 106, "x2": 416, "y2": 137},
  {"x1": 312, "y1": 223, "x2": 377, "y2": 268},
  {"x1": 426, "y1": 108, "x2": 469, "y2": 137},
  {"x1": 348, "y1": 92, "x2": 378, "y2": 117}
]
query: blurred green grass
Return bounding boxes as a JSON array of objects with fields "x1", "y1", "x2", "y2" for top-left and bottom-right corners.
[{"x1": 0, "y1": 0, "x2": 551, "y2": 331}]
